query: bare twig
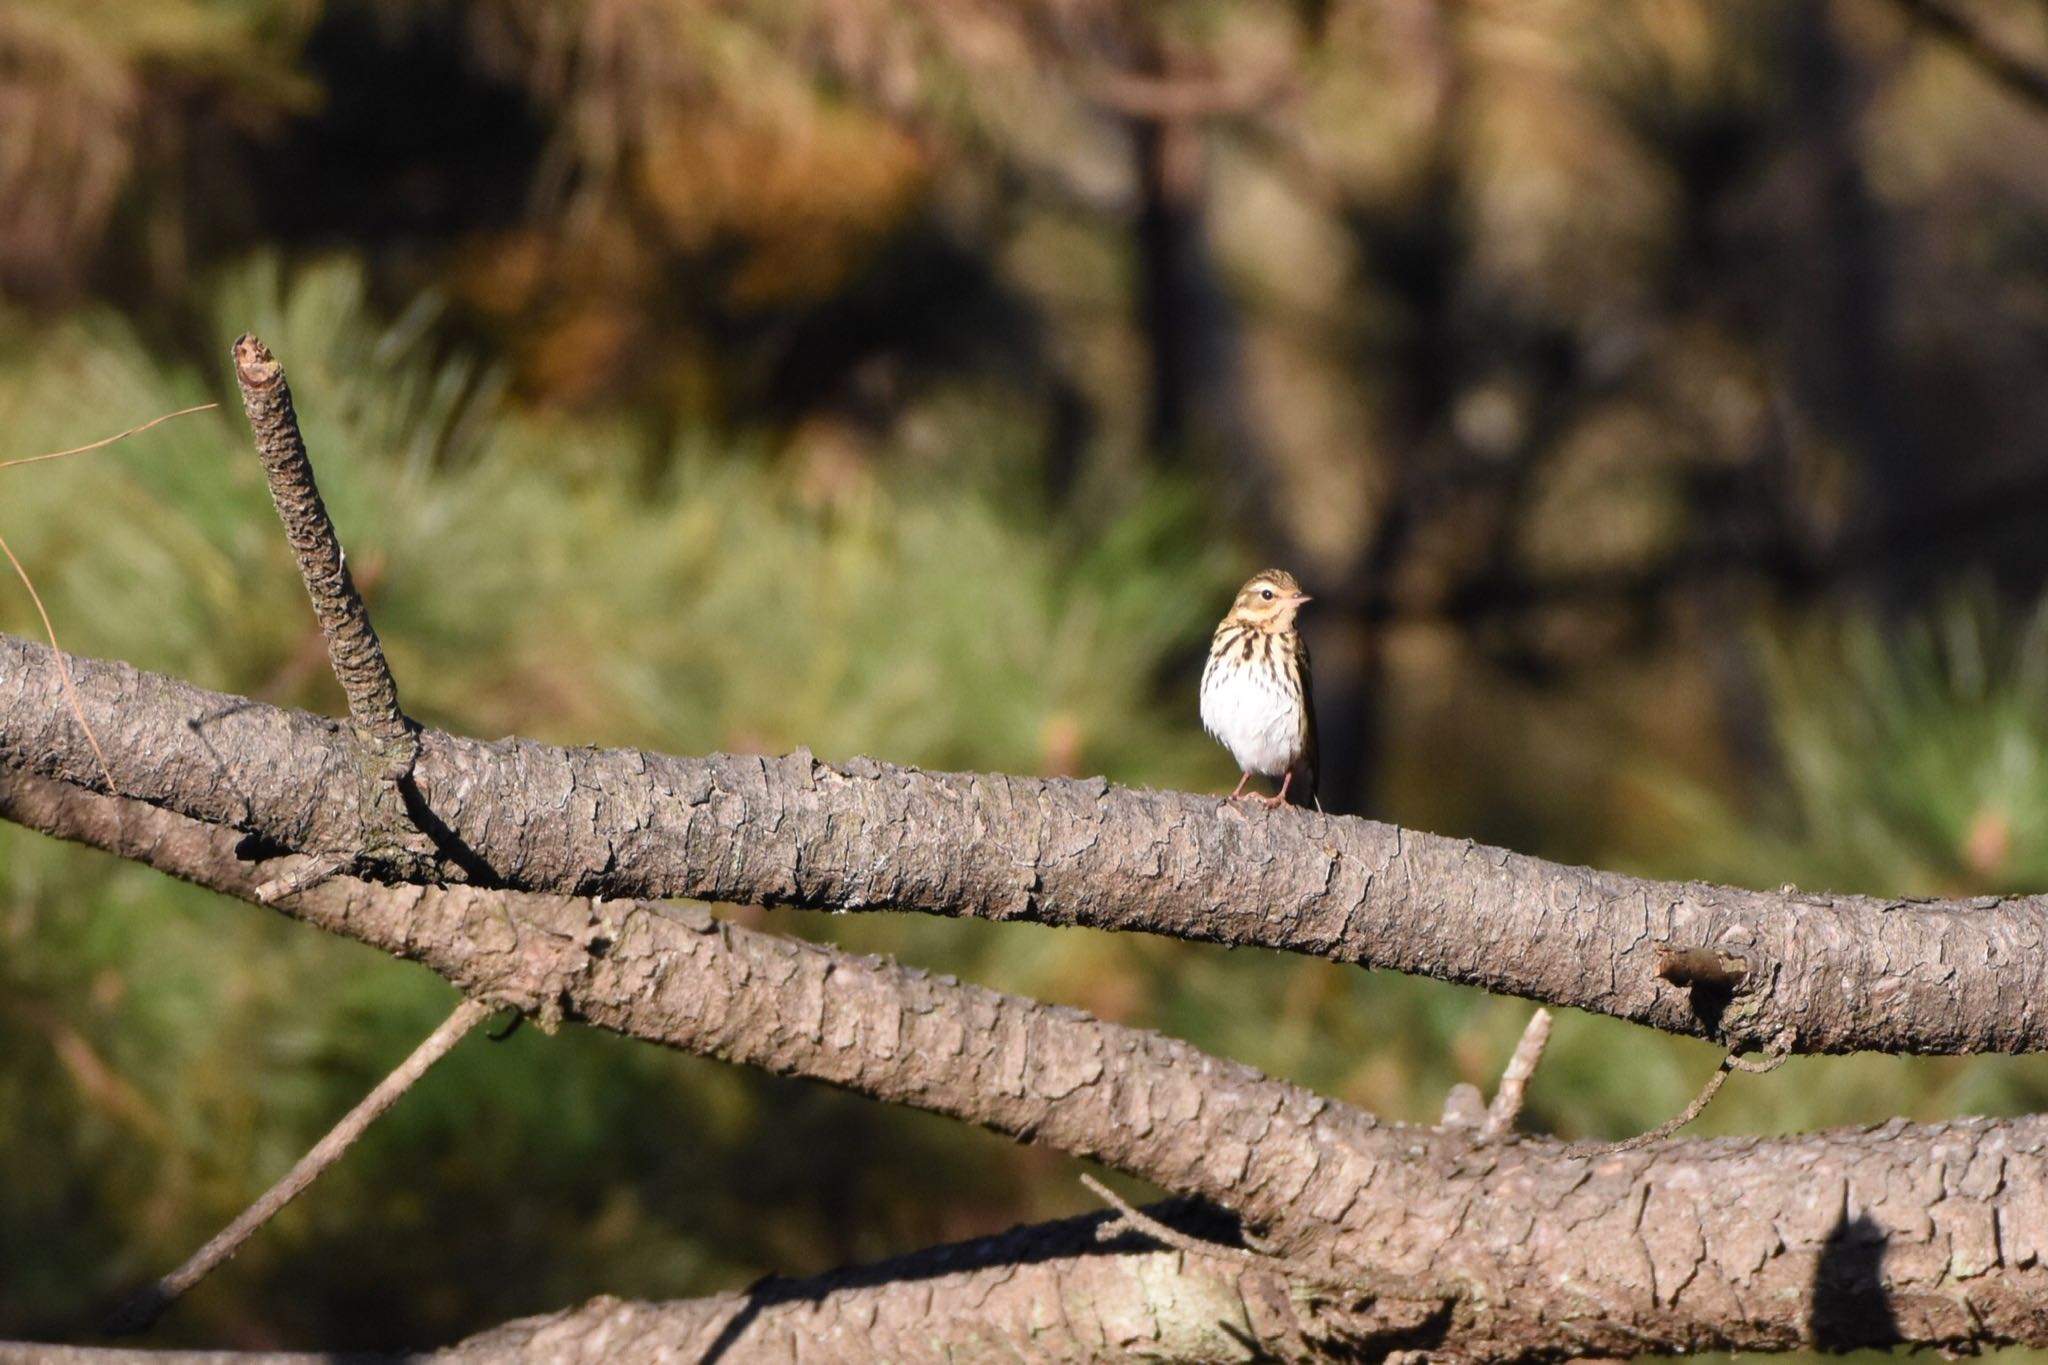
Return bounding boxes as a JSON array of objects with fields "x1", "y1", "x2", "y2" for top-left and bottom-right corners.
[
  {"x1": 107, "y1": 996, "x2": 494, "y2": 1333},
  {"x1": 1079, "y1": 1173, "x2": 1274, "y2": 1271},
  {"x1": 1482, "y1": 1008, "x2": 1552, "y2": 1141},
  {"x1": 1605, "y1": 1029, "x2": 1797, "y2": 1152},
  {"x1": 253, "y1": 851, "x2": 347, "y2": 904},
  {"x1": 1727, "y1": 1031, "x2": 1799, "y2": 1074},
  {"x1": 231, "y1": 334, "x2": 415, "y2": 775},
  {"x1": 0, "y1": 531, "x2": 112, "y2": 789},
  {"x1": 1606, "y1": 1067, "x2": 1732, "y2": 1153},
  {"x1": 0, "y1": 403, "x2": 219, "y2": 472},
  {"x1": 1080, "y1": 1174, "x2": 1449, "y2": 1309}
]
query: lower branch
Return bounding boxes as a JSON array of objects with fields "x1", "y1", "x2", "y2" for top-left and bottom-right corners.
[
  {"x1": 0, "y1": 1218, "x2": 1393, "y2": 1365},
  {"x1": 9, "y1": 770, "x2": 2048, "y2": 1361},
  {"x1": 444, "y1": 1215, "x2": 1369, "y2": 1365},
  {"x1": 0, "y1": 769, "x2": 1371, "y2": 1252}
]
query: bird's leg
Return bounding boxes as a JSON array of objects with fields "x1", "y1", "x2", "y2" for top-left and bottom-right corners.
[
  {"x1": 1256, "y1": 770, "x2": 1294, "y2": 809},
  {"x1": 1228, "y1": 771, "x2": 1254, "y2": 800}
]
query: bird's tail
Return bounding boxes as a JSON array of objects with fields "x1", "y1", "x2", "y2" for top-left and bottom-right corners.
[{"x1": 1285, "y1": 756, "x2": 1319, "y2": 811}]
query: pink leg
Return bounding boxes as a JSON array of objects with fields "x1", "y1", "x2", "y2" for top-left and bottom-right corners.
[
  {"x1": 1256, "y1": 770, "x2": 1294, "y2": 809},
  {"x1": 1228, "y1": 771, "x2": 1253, "y2": 800}
]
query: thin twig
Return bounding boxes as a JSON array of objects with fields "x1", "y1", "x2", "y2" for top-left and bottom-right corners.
[
  {"x1": 1077, "y1": 1173, "x2": 1447, "y2": 1307},
  {"x1": 231, "y1": 335, "x2": 415, "y2": 774},
  {"x1": 1079, "y1": 1173, "x2": 1275, "y2": 1271},
  {"x1": 106, "y1": 996, "x2": 493, "y2": 1333},
  {"x1": 0, "y1": 403, "x2": 219, "y2": 472},
  {"x1": 0, "y1": 531, "x2": 113, "y2": 789},
  {"x1": 1606, "y1": 1067, "x2": 1732, "y2": 1153},
  {"x1": 1482, "y1": 1007, "x2": 1552, "y2": 1141},
  {"x1": 253, "y1": 852, "x2": 347, "y2": 904},
  {"x1": 1727, "y1": 1033, "x2": 1799, "y2": 1074},
  {"x1": 1604, "y1": 1029, "x2": 1796, "y2": 1152}
]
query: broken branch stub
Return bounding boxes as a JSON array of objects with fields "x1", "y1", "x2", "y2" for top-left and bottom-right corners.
[{"x1": 232, "y1": 333, "x2": 416, "y2": 777}]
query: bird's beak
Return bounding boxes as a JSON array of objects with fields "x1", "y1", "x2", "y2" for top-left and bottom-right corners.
[{"x1": 1289, "y1": 592, "x2": 1312, "y2": 606}]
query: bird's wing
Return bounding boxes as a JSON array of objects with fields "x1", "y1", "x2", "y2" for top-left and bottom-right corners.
[{"x1": 1290, "y1": 632, "x2": 1319, "y2": 810}]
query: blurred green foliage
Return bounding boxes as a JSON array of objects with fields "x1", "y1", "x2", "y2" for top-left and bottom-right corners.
[{"x1": 1656, "y1": 591, "x2": 2048, "y2": 897}]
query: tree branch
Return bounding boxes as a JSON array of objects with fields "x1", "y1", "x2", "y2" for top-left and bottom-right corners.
[
  {"x1": 230, "y1": 335, "x2": 414, "y2": 775},
  {"x1": 6, "y1": 632, "x2": 2048, "y2": 1058},
  {"x1": 9, "y1": 769, "x2": 2048, "y2": 1361},
  {"x1": 107, "y1": 998, "x2": 495, "y2": 1333},
  {"x1": 0, "y1": 770, "x2": 1371, "y2": 1252},
  {"x1": 441, "y1": 1223, "x2": 1371, "y2": 1364},
  {"x1": 1480, "y1": 1007, "x2": 1551, "y2": 1141}
]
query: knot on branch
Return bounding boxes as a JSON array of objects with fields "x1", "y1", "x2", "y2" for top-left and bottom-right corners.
[
  {"x1": 1658, "y1": 940, "x2": 1755, "y2": 1027},
  {"x1": 1654, "y1": 945, "x2": 1750, "y2": 992}
]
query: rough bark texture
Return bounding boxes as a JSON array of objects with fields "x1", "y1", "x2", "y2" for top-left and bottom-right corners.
[
  {"x1": 423, "y1": 1127, "x2": 2048, "y2": 1362},
  {"x1": 444, "y1": 1228, "x2": 1346, "y2": 1364},
  {"x1": 230, "y1": 336, "x2": 414, "y2": 772},
  {"x1": 0, "y1": 772, "x2": 1374, "y2": 1248},
  {"x1": 7, "y1": 631, "x2": 2048, "y2": 1058},
  {"x1": 8, "y1": 770, "x2": 2048, "y2": 1361}
]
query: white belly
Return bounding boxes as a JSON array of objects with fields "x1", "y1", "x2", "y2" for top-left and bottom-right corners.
[{"x1": 1201, "y1": 655, "x2": 1300, "y2": 778}]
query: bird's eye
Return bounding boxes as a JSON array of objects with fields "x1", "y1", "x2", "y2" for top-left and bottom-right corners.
[{"x1": 1260, "y1": 588, "x2": 1275, "y2": 600}]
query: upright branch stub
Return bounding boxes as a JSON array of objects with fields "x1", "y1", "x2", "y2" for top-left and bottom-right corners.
[{"x1": 233, "y1": 334, "x2": 417, "y2": 779}]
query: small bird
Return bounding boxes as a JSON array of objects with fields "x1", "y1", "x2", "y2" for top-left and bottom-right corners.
[{"x1": 1200, "y1": 568, "x2": 1318, "y2": 809}]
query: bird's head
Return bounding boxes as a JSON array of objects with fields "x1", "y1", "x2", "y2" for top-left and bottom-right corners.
[{"x1": 1227, "y1": 569, "x2": 1311, "y2": 632}]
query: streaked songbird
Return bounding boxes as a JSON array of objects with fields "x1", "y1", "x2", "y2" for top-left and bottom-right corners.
[{"x1": 1200, "y1": 568, "x2": 1318, "y2": 809}]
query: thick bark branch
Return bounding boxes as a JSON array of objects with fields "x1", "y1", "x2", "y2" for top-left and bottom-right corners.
[
  {"x1": 441, "y1": 1223, "x2": 1350, "y2": 1364},
  {"x1": 6, "y1": 631, "x2": 2047, "y2": 1057},
  {"x1": 0, "y1": 1224, "x2": 1394, "y2": 1365},
  {"x1": 9, "y1": 770, "x2": 2048, "y2": 1361},
  {"x1": 0, "y1": 771, "x2": 1367, "y2": 1248}
]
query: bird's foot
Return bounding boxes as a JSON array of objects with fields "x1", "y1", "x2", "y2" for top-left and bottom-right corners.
[{"x1": 1255, "y1": 771, "x2": 1297, "y2": 810}]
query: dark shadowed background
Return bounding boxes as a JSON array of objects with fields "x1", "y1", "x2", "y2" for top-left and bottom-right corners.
[{"x1": 4, "y1": 0, "x2": 2048, "y2": 1354}]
